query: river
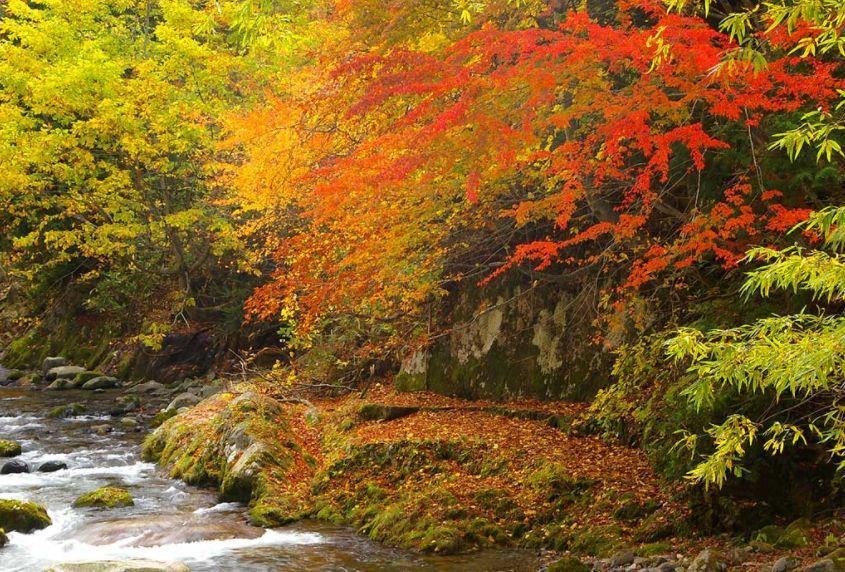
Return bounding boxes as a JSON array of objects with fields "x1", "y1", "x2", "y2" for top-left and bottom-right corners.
[{"x1": 0, "y1": 383, "x2": 537, "y2": 571}]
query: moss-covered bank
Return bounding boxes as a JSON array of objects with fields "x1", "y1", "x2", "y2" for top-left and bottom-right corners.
[{"x1": 142, "y1": 386, "x2": 686, "y2": 556}]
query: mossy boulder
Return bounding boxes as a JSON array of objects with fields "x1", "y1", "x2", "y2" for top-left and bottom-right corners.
[
  {"x1": 0, "y1": 499, "x2": 52, "y2": 533},
  {"x1": 47, "y1": 403, "x2": 86, "y2": 419},
  {"x1": 753, "y1": 519, "x2": 811, "y2": 549},
  {"x1": 0, "y1": 440, "x2": 22, "y2": 457},
  {"x1": 71, "y1": 371, "x2": 104, "y2": 388},
  {"x1": 143, "y1": 389, "x2": 315, "y2": 528},
  {"x1": 0, "y1": 528, "x2": 7, "y2": 547},
  {"x1": 82, "y1": 376, "x2": 119, "y2": 390},
  {"x1": 73, "y1": 487, "x2": 134, "y2": 509}
]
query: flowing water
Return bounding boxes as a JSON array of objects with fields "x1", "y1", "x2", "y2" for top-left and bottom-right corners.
[{"x1": 0, "y1": 381, "x2": 537, "y2": 571}]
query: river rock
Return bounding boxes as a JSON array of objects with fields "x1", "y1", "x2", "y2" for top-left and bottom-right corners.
[
  {"x1": 0, "y1": 499, "x2": 51, "y2": 532},
  {"x1": 0, "y1": 440, "x2": 21, "y2": 457},
  {"x1": 82, "y1": 376, "x2": 119, "y2": 390},
  {"x1": 689, "y1": 549, "x2": 728, "y2": 572},
  {"x1": 1, "y1": 459, "x2": 29, "y2": 474},
  {"x1": 46, "y1": 378, "x2": 73, "y2": 391},
  {"x1": 90, "y1": 424, "x2": 113, "y2": 436},
  {"x1": 73, "y1": 486, "x2": 134, "y2": 509},
  {"x1": 47, "y1": 403, "x2": 86, "y2": 418},
  {"x1": 127, "y1": 381, "x2": 165, "y2": 394},
  {"x1": 44, "y1": 560, "x2": 190, "y2": 572},
  {"x1": 120, "y1": 417, "x2": 139, "y2": 429},
  {"x1": 110, "y1": 395, "x2": 140, "y2": 416},
  {"x1": 166, "y1": 392, "x2": 201, "y2": 411},
  {"x1": 610, "y1": 550, "x2": 636, "y2": 568},
  {"x1": 38, "y1": 460, "x2": 69, "y2": 473},
  {"x1": 42, "y1": 356, "x2": 67, "y2": 375},
  {"x1": 773, "y1": 557, "x2": 802, "y2": 572},
  {"x1": 45, "y1": 366, "x2": 86, "y2": 382}
]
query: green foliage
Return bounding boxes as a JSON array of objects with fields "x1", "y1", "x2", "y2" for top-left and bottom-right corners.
[{"x1": 668, "y1": 208, "x2": 845, "y2": 488}]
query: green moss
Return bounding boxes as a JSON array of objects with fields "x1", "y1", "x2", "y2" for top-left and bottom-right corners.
[
  {"x1": 0, "y1": 499, "x2": 52, "y2": 532},
  {"x1": 47, "y1": 403, "x2": 86, "y2": 419},
  {"x1": 0, "y1": 528, "x2": 7, "y2": 547},
  {"x1": 548, "y1": 557, "x2": 591, "y2": 572},
  {"x1": 149, "y1": 408, "x2": 179, "y2": 428},
  {"x1": 73, "y1": 487, "x2": 134, "y2": 509},
  {"x1": 567, "y1": 525, "x2": 624, "y2": 557},
  {"x1": 638, "y1": 541, "x2": 673, "y2": 556},
  {"x1": 613, "y1": 498, "x2": 660, "y2": 523},
  {"x1": 248, "y1": 497, "x2": 302, "y2": 527},
  {"x1": 0, "y1": 440, "x2": 22, "y2": 457}
]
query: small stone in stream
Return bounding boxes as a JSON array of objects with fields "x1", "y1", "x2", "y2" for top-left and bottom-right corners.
[
  {"x1": 45, "y1": 366, "x2": 86, "y2": 382},
  {"x1": 610, "y1": 550, "x2": 636, "y2": 568},
  {"x1": 0, "y1": 440, "x2": 21, "y2": 457},
  {"x1": 166, "y1": 392, "x2": 201, "y2": 411},
  {"x1": 110, "y1": 395, "x2": 140, "y2": 416},
  {"x1": 120, "y1": 417, "x2": 139, "y2": 429},
  {"x1": 38, "y1": 460, "x2": 68, "y2": 473},
  {"x1": 0, "y1": 499, "x2": 51, "y2": 532},
  {"x1": 82, "y1": 376, "x2": 119, "y2": 390},
  {"x1": 73, "y1": 486, "x2": 134, "y2": 509},
  {"x1": 71, "y1": 371, "x2": 103, "y2": 388},
  {"x1": 0, "y1": 459, "x2": 29, "y2": 474},
  {"x1": 42, "y1": 356, "x2": 67, "y2": 375},
  {"x1": 47, "y1": 403, "x2": 86, "y2": 418},
  {"x1": 773, "y1": 557, "x2": 801, "y2": 572},
  {"x1": 90, "y1": 424, "x2": 113, "y2": 436},
  {"x1": 44, "y1": 560, "x2": 190, "y2": 572}
]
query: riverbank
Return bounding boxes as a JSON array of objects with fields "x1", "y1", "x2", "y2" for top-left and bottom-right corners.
[{"x1": 142, "y1": 381, "x2": 845, "y2": 572}]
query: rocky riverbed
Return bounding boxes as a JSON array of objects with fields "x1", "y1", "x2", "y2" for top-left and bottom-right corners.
[{"x1": 0, "y1": 363, "x2": 537, "y2": 571}]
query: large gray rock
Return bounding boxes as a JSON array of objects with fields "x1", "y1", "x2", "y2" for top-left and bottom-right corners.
[
  {"x1": 166, "y1": 392, "x2": 201, "y2": 412},
  {"x1": 42, "y1": 356, "x2": 67, "y2": 375},
  {"x1": 127, "y1": 381, "x2": 165, "y2": 394},
  {"x1": 45, "y1": 366, "x2": 86, "y2": 382},
  {"x1": 610, "y1": 550, "x2": 636, "y2": 568},
  {"x1": 82, "y1": 376, "x2": 119, "y2": 390},
  {"x1": 44, "y1": 560, "x2": 190, "y2": 572}
]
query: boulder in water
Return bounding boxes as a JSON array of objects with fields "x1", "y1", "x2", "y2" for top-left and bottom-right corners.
[
  {"x1": 38, "y1": 460, "x2": 68, "y2": 473},
  {"x1": 1, "y1": 459, "x2": 29, "y2": 474},
  {"x1": 47, "y1": 403, "x2": 86, "y2": 418},
  {"x1": 0, "y1": 499, "x2": 51, "y2": 532},
  {"x1": 45, "y1": 366, "x2": 86, "y2": 382},
  {"x1": 82, "y1": 376, "x2": 119, "y2": 390},
  {"x1": 46, "y1": 378, "x2": 73, "y2": 391},
  {"x1": 44, "y1": 560, "x2": 190, "y2": 572},
  {"x1": 0, "y1": 440, "x2": 21, "y2": 457},
  {"x1": 73, "y1": 486, "x2": 134, "y2": 509},
  {"x1": 42, "y1": 356, "x2": 67, "y2": 375}
]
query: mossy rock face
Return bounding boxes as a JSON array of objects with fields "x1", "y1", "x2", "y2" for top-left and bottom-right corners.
[
  {"x1": 0, "y1": 440, "x2": 22, "y2": 457},
  {"x1": 73, "y1": 487, "x2": 134, "y2": 509},
  {"x1": 47, "y1": 403, "x2": 87, "y2": 419},
  {"x1": 0, "y1": 499, "x2": 52, "y2": 532},
  {"x1": 0, "y1": 528, "x2": 7, "y2": 547},
  {"x1": 753, "y1": 519, "x2": 811, "y2": 549},
  {"x1": 548, "y1": 556, "x2": 592, "y2": 572}
]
